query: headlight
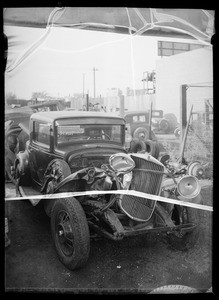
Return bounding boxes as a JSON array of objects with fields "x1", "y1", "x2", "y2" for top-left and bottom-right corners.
[
  {"x1": 187, "y1": 161, "x2": 205, "y2": 179},
  {"x1": 109, "y1": 153, "x2": 135, "y2": 173},
  {"x1": 177, "y1": 175, "x2": 201, "y2": 199}
]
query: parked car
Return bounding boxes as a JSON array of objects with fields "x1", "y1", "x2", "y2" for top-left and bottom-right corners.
[
  {"x1": 9, "y1": 111, "x2": 202, "y2": 270},
  {"x1": 5, "y1": 100, "x2": 62, "y2": 129},
  {"x1": 124, "y1": 110, "x2": 178, "y2": 137},
  {"x1": 151, "y1": 111, "x2": 178, "y2": 134},
  {"x1": 124, "y1": 110, "x2": 164, "y2": 158},
  {"x1": 124, "y1": 110, "x2": 157, "y2": 140}
]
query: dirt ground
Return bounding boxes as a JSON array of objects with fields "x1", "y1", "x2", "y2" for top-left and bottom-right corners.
[{"x1": 4, "y1": 181, "x2": 213, "y2": 294}]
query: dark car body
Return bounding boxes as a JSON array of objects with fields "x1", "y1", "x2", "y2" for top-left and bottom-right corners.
[
  {"x1": 27, "y1": 111, "x2": 126, "y2": 186},
  {"x1": 9, "y1": 110, "x2": 202, "y2": 271}
]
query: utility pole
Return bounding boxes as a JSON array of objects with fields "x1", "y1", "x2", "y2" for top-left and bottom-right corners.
[
  {"x1": 83, "y1": 73, "x2": 85, "y2": 98},
  {"x1": 93, "y1": 67, "x2": 98, "y2": 101}
]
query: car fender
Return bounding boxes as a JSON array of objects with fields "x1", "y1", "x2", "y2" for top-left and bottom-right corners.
[{"x1": 41, "y1": 159, "x2": 71, "y2": 193}]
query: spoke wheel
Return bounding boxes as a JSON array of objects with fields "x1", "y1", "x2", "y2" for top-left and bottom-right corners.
[
  {"x1": 51, "y1": 197, "x2": 90, "y2": 270},
  {"x1": 56, "y1": 210, "x2": 75, "y2": 256}
]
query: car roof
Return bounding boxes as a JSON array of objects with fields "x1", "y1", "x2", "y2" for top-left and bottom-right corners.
[{"x1": 30, "y1": 110, "x2": 125, "y2": 123}]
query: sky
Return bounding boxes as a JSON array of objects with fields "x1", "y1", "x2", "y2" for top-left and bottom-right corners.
[{"x1": 4, "y1": 25, "x2": 205, "y2": 100}]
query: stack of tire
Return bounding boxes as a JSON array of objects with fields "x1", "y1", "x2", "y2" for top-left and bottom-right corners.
[
  {"x1": 129, "y1": 126, "x2": 161, "y2": 159},
  {"x1": 159, "y1": 113, "x2": 178, "y2": 134}
]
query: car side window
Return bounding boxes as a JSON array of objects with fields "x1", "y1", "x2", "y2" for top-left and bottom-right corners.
[
  {"x1": 139, "y1": 115, "x2": 146, "y2": 122},
  {"x1": 133, "y1": 116, "x2": 138, "y2": 122},
  {"x1": 34, "y1": 122, "x2": 50, "y2": 146}
]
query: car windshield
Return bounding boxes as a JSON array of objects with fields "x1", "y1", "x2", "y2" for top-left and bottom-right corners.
[{"x1": 56, "y1": 123, "x2": 122, "y2": 146}]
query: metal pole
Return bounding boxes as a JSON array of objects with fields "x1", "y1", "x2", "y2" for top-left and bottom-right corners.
[{"x1": 180, "y1": 84, "x2": 188, "y2": 145}]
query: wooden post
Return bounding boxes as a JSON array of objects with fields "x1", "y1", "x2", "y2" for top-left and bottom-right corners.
[
  {"x1": 86, "y1": 94, "x2": 89, "y2": 111},
  {"x1": 180, "y1": 84, "x2": 187, "y2": 145}
]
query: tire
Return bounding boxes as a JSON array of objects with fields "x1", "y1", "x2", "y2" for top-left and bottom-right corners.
[
  {"x1": 51, "y1": 197, "x2": 90, "y2": 270},
  {"x1": 159, "y1": 119, "x2": 170, "y2": 133},
  {"x1": 167, "y1": 204, "x2": 201, "y2": 250},
  {"x1": 164, "y1": 113, "x2": 178, "y2": 132},
  {"x1": 129, "y1": 139, "x2": 146, "y2": 153},
  {"x1": 144, "y1": 140, "x2": 160, "y2": 159},
  {"x1": 133, "y1": 127, "x2": 149, "y2": 140},
  {"x1": 133, "y1": 126, "x2": 157, "y2": 141},
  {"x1": 149, "y1": 285, "x2": 200, "y2": 294},
  {"x1": 174, "y1": 127, "x2": 180, "y2": 138}
]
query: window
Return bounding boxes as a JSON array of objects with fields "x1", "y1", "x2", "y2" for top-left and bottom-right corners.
[
  {"x1": 158, "y1": 41, "x2": 205, "y2": 57},
  {"x1": 34, "y1": 122, "x2": 50, "y2": 146},
  {"x1": 139, "y1": 115, "x2": 146, "y2": 122},
  {"x1": 133, "y1": 116, "x2": 138, "y2": 122},
  {"x1": 56, "y1": 123, "x2": 123, "y2": 146}
]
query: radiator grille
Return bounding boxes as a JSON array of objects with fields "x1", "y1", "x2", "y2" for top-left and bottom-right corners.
[{"x1": 119, "y1": 154, "x2": 164, "y2": 221}]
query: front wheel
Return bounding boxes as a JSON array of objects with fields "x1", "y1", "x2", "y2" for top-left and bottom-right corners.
[
  {"x1": 51, "y1": 197, "x2": 90, "y2": 270},
  {"x1": 167, "y1": 204, "x2": 201, "y2": 250}
]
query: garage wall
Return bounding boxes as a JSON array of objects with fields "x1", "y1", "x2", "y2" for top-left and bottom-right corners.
[{"x1": 155, "y1": 47, "x2": 213, "y2": 120}]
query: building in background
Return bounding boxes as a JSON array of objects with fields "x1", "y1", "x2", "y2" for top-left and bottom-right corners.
[{"x1": 155, "y1": 45, "x2": 213, "y2": 120}]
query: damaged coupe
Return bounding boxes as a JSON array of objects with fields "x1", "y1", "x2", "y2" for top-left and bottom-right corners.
[{"x1": 7, "y1": 111, "x2": 202, "y2": 270}]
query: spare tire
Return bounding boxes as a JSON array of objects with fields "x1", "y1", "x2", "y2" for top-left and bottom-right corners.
[
  {"x1": 144, "y1": 140, "x2": 160, "y2": 159},
  {"x1": 164, "y1": 113, "x2": 178, "y2": 132},
  {"x1": 133, "y1": 126, "x2": 157, "y2": 141},
  {"x1": 129, "y1": 139, "x2": 146, "y2": 153},
  {"x1": 159, "y1": 119, "x2": 170, "y2": 133},
  {"x1": 133, "y1": 127, "x2": 149, "y2": 140}
]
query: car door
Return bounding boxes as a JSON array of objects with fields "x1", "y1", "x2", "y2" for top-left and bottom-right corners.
[{"x1": 28, "y1": 120, "x2": 54, "y2": 185}]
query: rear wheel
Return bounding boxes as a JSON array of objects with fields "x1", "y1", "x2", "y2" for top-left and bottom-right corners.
[
  {"x1": 159, "y1": 119, "x2": 170, "y2": 133},
  {"x1": 167, "y1": 204, "x2": 201, "y2": 250},
  {"x1": 51, "y1": 197, "x2": 90, "y2": 270}
]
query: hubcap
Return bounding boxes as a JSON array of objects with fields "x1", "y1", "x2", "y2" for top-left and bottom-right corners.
[{"x1": 56, "y1": 211, "x2": 74, "y2": 256}]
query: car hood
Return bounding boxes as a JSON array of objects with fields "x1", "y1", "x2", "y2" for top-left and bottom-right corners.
[{"x1": 58, "y1": 143, "x2": 126, "y2": 160}]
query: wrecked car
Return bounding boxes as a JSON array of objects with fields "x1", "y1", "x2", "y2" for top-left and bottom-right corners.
[{"x1": 10, "y1": 111, "x2": 202, "y2": 270}]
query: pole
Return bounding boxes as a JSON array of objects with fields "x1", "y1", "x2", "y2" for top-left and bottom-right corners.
[
  {"x1": 86, "y1": 94, "x2": 89, "y2": 111},
  {"x1": 180, "y1": 84, "x2": 188, "y2": 145},
  {"x1": 83, "y1": 73, "x2": 85, "y2": 98},
  {"x1": 178, "y1": 104, "x2": 193, "y2": 163},
  {"x1": 93, "y1": 67, "x2": 98, "y2": 101},
  {"x1": 149, "y1": 100, "x2": 153, "y2": 140}
]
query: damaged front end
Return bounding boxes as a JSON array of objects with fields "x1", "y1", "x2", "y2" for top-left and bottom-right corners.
[{"x1": 46, "y1": 152, "x2": 201, "y2": 242}]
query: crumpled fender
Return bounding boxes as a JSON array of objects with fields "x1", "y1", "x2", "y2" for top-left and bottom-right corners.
[
  {"x1": 42, "y1": 166, "x2": 107, "y2": 194},
  {"x1": 55, "y1": 167, "x2": 106, "y2": 192}
]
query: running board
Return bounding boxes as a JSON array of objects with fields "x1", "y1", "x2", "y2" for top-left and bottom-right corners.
[{"x1": 18, "y1": 186, "x2": 41, "y2": 206}]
